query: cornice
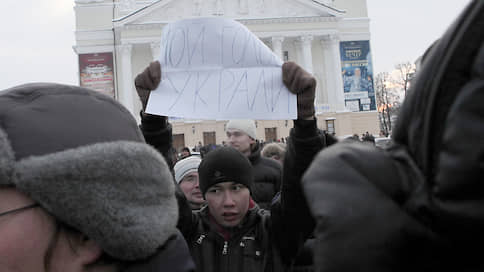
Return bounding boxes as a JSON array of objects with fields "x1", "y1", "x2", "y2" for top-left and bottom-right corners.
[
  {"x1": 339, "y1": 17, "x2": 370, "y2": 28},
  {"x1": 238, "y1": 16, "x2": 341, "y2": 25},
  {"x1": 74, "y1": 1, "x2": 113, "y2": 8},
  {"x1": 339, "y1": 32, "x2": 371, "y2": 41},
  {"x1": 121, "y1": 37, "x2": 159, "y2": 45},
  {"x1": 73, "y1": 45, "x2": 115, "y2": 54},
  {"x1": 75, "y1": 0, "x2": 104, "y2": 3},
  {"x1": 123, "y1": 23, "x2": 166, "y2": 31},
  {"x1": 75, "y1": 29, "x2": 114, "y2": 41},
  {"x1": 255, "y1": 29, "x2": 338, "y2": 39},
  {"x1": 120, "y1": 15, "x2": 340, "y2": 31}
]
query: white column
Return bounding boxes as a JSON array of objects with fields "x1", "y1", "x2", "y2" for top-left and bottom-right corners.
[
  {"x1": 271, "y1": 36, "x2": 284, "y2": 62},
  {"x1": 214, "y1": 0, "x2": 224, "y2": 15},
  {"x1": 117, "y1": 44, "x2": 135, "y2": 115},
  {"x1": 193, "y1": 0, "x2": 202, "y2": 15},
  {"x1": 238, "y1": 0, "x2": 248, "y2": 14},
  {"x1": 150, "y1": 42, "x2": 160, "y2": 61},
  {"x1": 296, "y1": 35, "x2": 314, "y2": 74},
  {"x1": 294, "y1": 39, "x2": 302, "y2": 65},
  {"x1": 321, "y1": 34, "x2": 345, "y2": 111}
]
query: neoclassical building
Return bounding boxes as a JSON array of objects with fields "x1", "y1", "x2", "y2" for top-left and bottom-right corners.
[{"x1": 74, "y1": 0, "x2": 379, "y2": 150}]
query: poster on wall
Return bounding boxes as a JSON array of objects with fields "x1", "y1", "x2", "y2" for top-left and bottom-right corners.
[
  {"x1": 340, "y1": 41, "x2": 376, "y2": 111},
  {"x1": 79, "y1": 52, "x2": 115, "y2": 98}
]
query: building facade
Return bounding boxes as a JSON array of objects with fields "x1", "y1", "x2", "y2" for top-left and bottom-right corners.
[{"x1": 74, "y1": 0, "x2": 379, "y2": 150}]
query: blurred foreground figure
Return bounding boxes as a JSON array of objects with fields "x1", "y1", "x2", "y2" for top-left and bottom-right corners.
[
  {"x1": 303, "y1": 1, "x2": 484, "y2": 271},
  {"x1": 0, "y1": 83, "x2": 195, "y2": 272}
]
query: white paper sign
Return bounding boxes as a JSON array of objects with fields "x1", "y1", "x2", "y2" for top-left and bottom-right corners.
[{"x1": 145, "y1": 17, "x2": 297, "y2": 120}]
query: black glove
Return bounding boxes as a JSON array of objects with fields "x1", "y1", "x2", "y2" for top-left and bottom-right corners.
[{"x1": 282, "y1": 62, "x2": 316, "y2": 119}]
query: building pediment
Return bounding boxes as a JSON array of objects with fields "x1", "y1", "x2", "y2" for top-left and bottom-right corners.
[{"x1": 114, "y1": 0, "x2": 345, "y2": 26}]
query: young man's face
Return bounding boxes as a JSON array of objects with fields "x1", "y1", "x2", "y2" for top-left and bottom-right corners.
[
  {"x1": 205, "y1": 182, "x2": 250, "y2": 227},
  {"x1": 179, "y1": 172, "x2": 205, "y2": 209},
  {"x1": 226, "y1": 129, "x2": 255, "y2": 156}
]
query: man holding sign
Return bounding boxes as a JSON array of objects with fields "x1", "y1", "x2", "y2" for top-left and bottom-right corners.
[
  {"x1": 134, "y1": 17, "x2": 334, "y2": 272},
  {"x1": 135, "y1": 58, "x2": 333, "y2": 271}
]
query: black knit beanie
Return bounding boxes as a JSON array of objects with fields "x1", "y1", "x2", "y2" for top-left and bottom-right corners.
[{"x1": 198, "y1": 147, "x2": 253, "y2": 196}]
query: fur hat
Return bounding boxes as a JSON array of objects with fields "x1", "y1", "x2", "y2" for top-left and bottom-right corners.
[
  {"x1": 174, "y1": 155, "x2": 201, "y2": 184},
  {"x1": 0, "y1": 83, "x2": 178, "y2": 261},
  {"x1": 198, "y1": 147, "x2": 253, "y2": 196},
  {"x1": 226, "y1": 119, "x2": 257, "y2": 139}
]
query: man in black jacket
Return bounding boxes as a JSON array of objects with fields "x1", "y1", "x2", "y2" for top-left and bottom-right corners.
[{"x1": 135, "y1": 60, "x2": 332, "y2": 271}]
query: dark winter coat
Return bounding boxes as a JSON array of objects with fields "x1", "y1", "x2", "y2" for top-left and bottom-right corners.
[
  {"x1": 122, "y1": 230, "x2": 196, "y2": 272},
  {"x1": 139, "y1": 113, "x2": 175, "y2": 168},
  {"x1": 302, "y1": 1, "x2": 484, "y2": 271},
  {"x1": 176, "y1": 119, "x2": 328, "y2": 272},
  {"x1": 248, "y1": 143, "x2": 282, "y2": 209}
]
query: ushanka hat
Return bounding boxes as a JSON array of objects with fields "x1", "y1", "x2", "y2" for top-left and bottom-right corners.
[
  {"x1": 0, "y1": 83, "x2": 177, "y2": 261},
  {"x1": 198, "y1": 147, "x2": 253, "y2": 196}
]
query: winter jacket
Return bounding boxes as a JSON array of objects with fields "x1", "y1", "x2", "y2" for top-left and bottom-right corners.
[
  {"x1": 302, "y1": 1, "x2": 484, "y2": 271},
  {"x1": 177, "y1": 119, "x2": 328, "y2": 272},
  {"x1": 248, "y1": 144, "x2": 282, "y2": 209},
  {"x1": 122, "y1": 230, "x2": 196, "y2": 272},
  {"x1": 140, "y1": 113, "x2": 175, "y2": 168}
]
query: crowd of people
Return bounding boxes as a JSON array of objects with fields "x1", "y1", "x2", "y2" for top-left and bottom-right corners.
[
  {"x1": 1, "y1": 1, "x2": 483, "y2": 271},
  {"x1": 134, "y1": 60, "x2": 330, "y2": 272}
]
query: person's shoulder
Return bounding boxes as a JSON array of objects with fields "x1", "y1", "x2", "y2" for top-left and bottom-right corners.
[{"x1": 259, "y1": 156, "x2": 282, "y2": 170}]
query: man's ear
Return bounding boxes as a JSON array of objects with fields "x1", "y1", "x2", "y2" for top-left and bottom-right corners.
[{"x1": 72, "y1": 233, "x2": 104, "y2": 266}]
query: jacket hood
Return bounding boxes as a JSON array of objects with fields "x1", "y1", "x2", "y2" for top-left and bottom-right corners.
[
  {"x1": 393, "y1": 0, "x2": 484, "y2": 179},
  {"x1": 303, "y1": 1, "x2": 484, "y2": 270}
]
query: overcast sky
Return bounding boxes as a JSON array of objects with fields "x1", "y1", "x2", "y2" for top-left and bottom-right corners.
[
  {"x1": 0, "y1": 0, "x2": 473, "y2": 91},
  {"x1": 367, "y1": 0, "x2": 471, "y2": 72}
]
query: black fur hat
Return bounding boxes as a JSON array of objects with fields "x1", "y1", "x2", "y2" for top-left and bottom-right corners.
[{"x1": 198, "y1": 146, "x2": 253, "y2": 196}]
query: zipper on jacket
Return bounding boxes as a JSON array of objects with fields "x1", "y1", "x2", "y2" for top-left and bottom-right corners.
[
  {"x1": 196, "y1": 234, "x2": 206, "y2": 244},
  {"x1": 240, "y1": 236, "x2": 255, "y2": 247},
  {"x1": 222, "y1": 241, "x2": 228, "y2": 255}
]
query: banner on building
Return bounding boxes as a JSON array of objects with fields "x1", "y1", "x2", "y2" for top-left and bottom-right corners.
[
  {"x1": 340, "y1": 41, "x2": 376, "y2": 111},
  {"x1": 79, "y1": 52, "x2": 115, "y2": 98}
]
